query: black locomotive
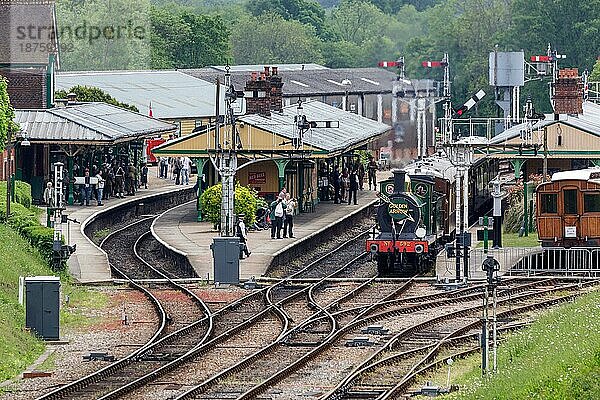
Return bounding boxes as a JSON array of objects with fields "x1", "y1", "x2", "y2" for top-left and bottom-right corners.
[{"x1": 367, "y1": 154, "x2": 498, "y2": 276}]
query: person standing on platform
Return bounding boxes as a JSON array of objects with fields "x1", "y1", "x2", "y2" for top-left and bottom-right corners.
[
  {"x1": 331, "y1": 166, "x2": 341, "y2": 204},
  {"x1": 358, "y1": 161, "x2": 365, "y2": 191},
  {"x1": 43, "y1": 181, "x2": 55, "y2": 207},
  {"x1": 105, "y1": 164, "x2": 114, "y2": 199},
  {"x1": 141, "y1": 163, "x2": 149, "y2": 189},
  {"x1": 274, "y1": 197, "x2": 285, "y2": 239},
  {"x1": 95, "y1": 170, "x2": 105, "y2": 206},
  {"x1": 236, "y1": 215, "x2": 251, "y2": 258},
  {"x1": 174, "y1": 158, "x2": 182, "y2": 185},
  {"x1": 115, "y1": 163, "x2": 125, "y2": 198},
  {"x1": 368, "y1": 156, "x2": 378, "y2": 190},
  {"x1": 348, "y1": 168, "x2": 359, "y2": 205},
  {"x1": 341, "y1": 168, "x2": 349, "y2": 202},
  {"x1": 283, "y1": 194, "x2": 297, "y2": 238},
  {"x1": 269, "y1": 198, "x2": 278, "y2": 239},
  {"x1": 80, "y1": 169, "x2": 92, "y2": 206},
  {"x1": 160, "y1": 157, "x2": 168, "y2": 178},
  {"x1": 181, "y1": 156, "x2": 192, "y2": 185},
  {"x1": 127, "y1": 163, "x2": 136, "y2": 195}
]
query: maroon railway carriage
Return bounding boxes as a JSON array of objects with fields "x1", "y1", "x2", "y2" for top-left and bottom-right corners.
[{"x1": 537, "y1": 168, "x2": 600, "y2": 247}]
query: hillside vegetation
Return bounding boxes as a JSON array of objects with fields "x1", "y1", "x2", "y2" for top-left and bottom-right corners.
[{"x1": 56, "y1": 0, "x2": 600, "y2": 112}]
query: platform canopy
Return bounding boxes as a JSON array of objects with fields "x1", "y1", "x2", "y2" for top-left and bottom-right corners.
[
  {"x1": 152, "y1": 100, "x2": 391, "y2": 159},
  {"x1": 15, "y1": 102, "x2": 176, "y2": 145}
]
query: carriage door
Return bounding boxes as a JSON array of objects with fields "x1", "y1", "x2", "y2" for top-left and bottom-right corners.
[{"x1": 562, "y1": 188, "x2": 580, "y2": 240}]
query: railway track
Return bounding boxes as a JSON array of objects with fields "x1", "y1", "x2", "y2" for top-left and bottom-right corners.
[
  {"x1": 33, "y1": 199, "x2": 600, "y2": 400},
  {"x1": 122, "y1": 229, "x2": 386, "y2": 399},
  {"x1": 322, "y1": 279, "x2": 600, "y2": 400}
]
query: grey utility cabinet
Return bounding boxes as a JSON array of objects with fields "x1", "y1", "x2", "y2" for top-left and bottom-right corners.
[
  {"x1": 25, "y1": 276, "x2": 60, "y2": 340},
  {"x1": 211, "y1": 237, "x2": 240, "y2": 285}
]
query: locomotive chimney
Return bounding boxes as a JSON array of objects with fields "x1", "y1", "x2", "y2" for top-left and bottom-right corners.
[{"x1": 393, "y1": 169, "x2": 407, "y2": 194}]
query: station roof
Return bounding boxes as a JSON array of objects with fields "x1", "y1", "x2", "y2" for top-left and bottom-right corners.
[
  {"x1": 490, "y1": 101, "x2": 600, "y2": 144},
  {"x1": 181, "y1": 67, "x2": 429, "y2": 97},
  {"x1": 239, "y1": 100, "x2": 391, "y2": 153},
  {"x1": 206, "y1": 64, "x2": 328, "y2": 72},
  {"x1": 15, "y1": 102, "x2": 176, "y2": 144},
  {"x1": 551, "y1": 167, "x2": 600, "y2": 182},
  {"x1": 153, "y1": 100, "x2": 391, "y2": 158},
  {"x1": 55, "y1": 70, "x2": 223, "y2": 120}
]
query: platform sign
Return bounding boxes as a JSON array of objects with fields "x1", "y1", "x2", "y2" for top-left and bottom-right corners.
[{"x1": 248, "y1": 171, "x2": 266, "y2": 184}]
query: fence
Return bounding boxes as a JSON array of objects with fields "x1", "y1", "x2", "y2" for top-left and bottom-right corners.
[{"x1": 437, "y1": 246, "x2": 600, "y2": 279}]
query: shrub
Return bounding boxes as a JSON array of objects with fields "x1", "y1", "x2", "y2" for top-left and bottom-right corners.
[
  {"x1": 200, "y1": 183, "x2": 258, "y2": 225},
  {"x1": 0, "y1": 181, "x2": 56, "y2": 269}
]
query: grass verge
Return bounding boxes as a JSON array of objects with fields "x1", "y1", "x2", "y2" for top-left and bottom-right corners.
[
  {"x1": 0, "y1": 224, "x2": 108, "y2": 386},
  {"x1": 476, "y1": 231, "x2": 540, "y2": 248},
  {"x1": 422, "y1": 289, "x2": 600, "y2": 399}
]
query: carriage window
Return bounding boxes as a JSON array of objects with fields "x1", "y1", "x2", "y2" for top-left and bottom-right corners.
[
  {"x1": 584, "y1": 194, "x2": 600, "y2": 212},
  {"x1": 540, "y1": 193, "x2": 557, "y2": 213},
  {"x1": 563, "y1": 189, "x2": 578, "y2": 214}
]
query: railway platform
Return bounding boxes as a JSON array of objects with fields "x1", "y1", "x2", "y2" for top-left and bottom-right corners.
[
  {"x1": 61, "y1": 168, "x2": 191, "y2": 284},
  {"x1": 152, "y1": 189, "x2": 379, "y2": 281}
]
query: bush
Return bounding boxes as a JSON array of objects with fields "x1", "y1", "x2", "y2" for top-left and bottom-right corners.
[
  {"x1": 200, "y1": 183, "x2": 258, "y2": 225},
  {"x1": 0, "y1": 181, "x2": 56, "y2": 269}
]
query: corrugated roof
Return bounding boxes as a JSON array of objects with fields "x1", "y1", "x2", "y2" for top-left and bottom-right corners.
[
  {"x1": 490, "y1": 101, "x2": 600, "y2": 144},
  {"x1": 182, "y1": 67, "x2": 437, "y2": 97},
  {"x1": 56, "y1": 70, "x2": 223, "y2": 119},
  {"x1": 15, "y1": 103, "x2": 176, "y2": 143},
  {"x1": 208, "y1": 64, "x2": 328, "y2": 72},
  {"x1": 239, "y1": 100, "x2": 391, "y2": 153}
]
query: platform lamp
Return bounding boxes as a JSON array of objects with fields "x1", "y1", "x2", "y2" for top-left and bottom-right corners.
[{"x1": 5, "y1": 133, "x2": 30, "y2": 217}]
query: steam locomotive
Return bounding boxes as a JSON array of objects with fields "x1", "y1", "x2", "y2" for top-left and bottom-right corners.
[{"x1": 366, "y1": 155, "x2": 498, "y2": 276}]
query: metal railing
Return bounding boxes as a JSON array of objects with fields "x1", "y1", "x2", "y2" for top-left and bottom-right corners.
[
  {"x1": 438, "y1": 246, "x2": 600, "y2": 279},
  {"x1": 510, "y1": 247, "x2": 600, "y2": 277}
]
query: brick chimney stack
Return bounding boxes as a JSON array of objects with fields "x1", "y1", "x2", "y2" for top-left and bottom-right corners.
[
  {"x1": 269, "y1": 66, "x2": 284, "y2": 113},
  {"x1": 244, "y1": 69, "x2": 271, "y2": 116}
]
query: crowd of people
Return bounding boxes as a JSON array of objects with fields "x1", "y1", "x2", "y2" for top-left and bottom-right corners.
[
  {"x1": 235, "y1": 155, "x2": 380, "y2": 258},
  {"x1": 158, "y1": 156, "x2": 194, "y2": 185},
  {"x1": 42, "y1": 159, "x2": 155, "y2": 208},
  {"x1": 324, "y1": 155, "x2": 379, "y2": 205}
]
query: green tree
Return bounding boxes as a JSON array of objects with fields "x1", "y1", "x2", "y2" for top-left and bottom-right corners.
[
  {"x1": 200, "y1": 183, "x2": 258, "y2": 225},
  {"x1": 589, "y1": 60, "x2": 600, "y2": 81},
  {"x1": 55, "y1": 0, "x2": 153, "y2": 70},
  {"x1": 150, "y1": 5, "x2": 231, "y2": 68},
  {"x1": 0, "y1": 77, "x2": 18, "y2": 150},
  {"x1": 246, "y1": 0, "x2": 327, "y2": 37},
  {"x1": 232, "y1": 13, "x2": 324, "y2": 64},
  {"x1": 55, "y1": 86, "x2": 139, "y2": 112}
]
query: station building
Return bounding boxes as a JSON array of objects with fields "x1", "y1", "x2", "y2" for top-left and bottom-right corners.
[
  {"x1": 13, "y1": 102, "x2": 176, "y2": 203},
  {"x1": 488, "y1": 101, "x2": 600, "y2": 179},
  {"x1": 153, "y1": 95, "x2": 391, "y2": 217}
]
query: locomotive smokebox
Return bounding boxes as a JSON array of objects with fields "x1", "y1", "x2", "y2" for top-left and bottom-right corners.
[{"x1": 392, "y1": 169, "x2": 407, "y2": 194}]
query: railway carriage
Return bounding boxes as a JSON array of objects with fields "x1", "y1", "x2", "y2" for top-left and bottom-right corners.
[{"x1": 537, "y1": 168, "x2": 600, "y2": 247}]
